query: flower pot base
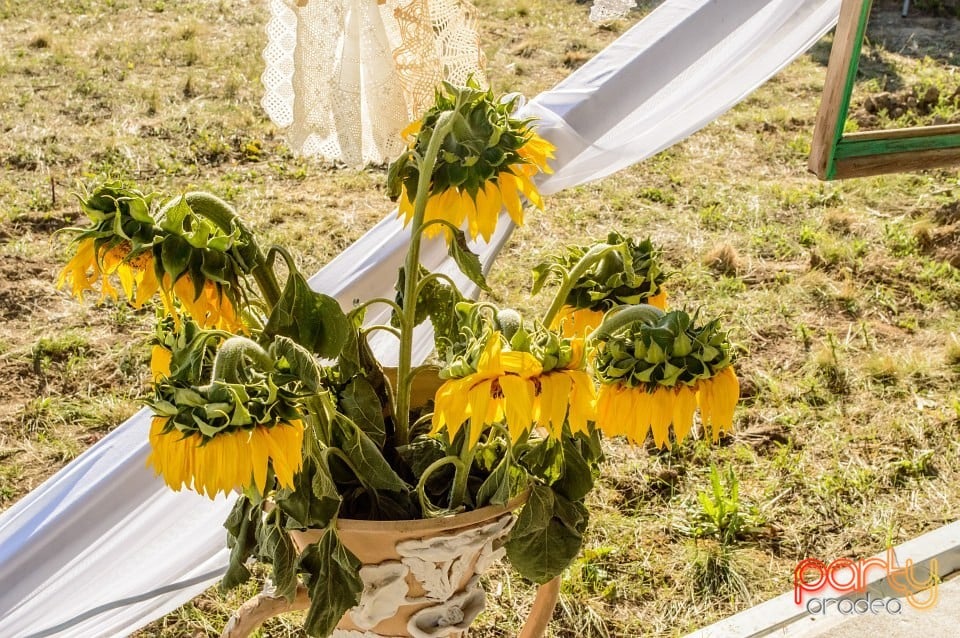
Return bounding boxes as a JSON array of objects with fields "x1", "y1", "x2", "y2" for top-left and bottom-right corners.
[
  {"x1": 221, "y1": 499, "x2": 559, "y2": 638},
  {"x1": 220, "y1": 579, "x2": 559, "y2": 638}
]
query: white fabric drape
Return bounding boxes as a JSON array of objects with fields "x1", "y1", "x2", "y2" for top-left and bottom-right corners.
[{"x1": 0, "y1": 1, "x2": 839, "y2": 636}]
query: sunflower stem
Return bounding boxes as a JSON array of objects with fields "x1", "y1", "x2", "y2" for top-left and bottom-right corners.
[
  {"x1": 541, "y1": 244, "x2": 618, "y2": 327},
  {"x1": 178, "y1": 192, "x2": 283, "y2": 310},
  {"x1": 394, "y1": 112, "x2": 457, "y2": 448},
  {"x1": 211, "y1": 336, "x2": 273, "y2": 384},
  {"x1": 449, "y1": 428, "x2": 477, "y2": 509}
]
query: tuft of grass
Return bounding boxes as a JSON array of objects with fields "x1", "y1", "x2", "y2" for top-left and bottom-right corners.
[
  {"x1": 947, "y1": 333, "x2": 960, "y2": 372},
  {"x1": 687, "y1": 542, "x2": 750, "y2": 602},
  {"x1": 703, "y1": 243, "x2": 742, "y2": 277},
  {"x1": 813, "y1": 335, "x2": 850, "y2": 395},
  {"x1": 890, "y1": 450, "x2": 937, "y2": 486},
  {"x1": 28, "y1": 32, "x2": 51, "y2": 49}
]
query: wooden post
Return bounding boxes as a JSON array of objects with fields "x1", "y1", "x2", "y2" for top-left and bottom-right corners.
[{"x1": 808, "y1": 0, "x2": 873, "y2": 180}]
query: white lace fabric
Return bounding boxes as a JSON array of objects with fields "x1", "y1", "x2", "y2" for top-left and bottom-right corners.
[
  {"x1": 589, "y1": 0, "x2": 636, "y2": 24},
  {"x1": 262, "y1": 0, "x2": 486, "y2": 166}
]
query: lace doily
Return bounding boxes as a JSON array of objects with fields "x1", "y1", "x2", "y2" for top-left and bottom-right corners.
[
  {"x1": 262, "y1": 0, "x2": 486, "y2": 166},
  {"x1": 589, "y1": 0, "x2": 636, "y2": 24}
]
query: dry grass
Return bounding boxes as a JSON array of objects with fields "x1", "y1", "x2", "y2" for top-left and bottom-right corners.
[{"x1": 2, "y1": 1, "x2": 960, "y2": 637}]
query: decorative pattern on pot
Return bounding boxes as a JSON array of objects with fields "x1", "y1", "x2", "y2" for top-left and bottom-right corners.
[
  {"x1": 352, "y1": 562, "x2": 411, "y2": 630},
  {"x1": 407, "y1": 577, "x2": 485, "y2": 638},
  {"x1": 337, "y1": 513, "x2": 515, "y2": 637},
  {"x1": 397, "y1": 516, "x2": 514, "y2": 601}
]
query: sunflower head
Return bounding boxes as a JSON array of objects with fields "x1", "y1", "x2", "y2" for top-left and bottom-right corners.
[
  {"x1": 536, "y1": 233, "x2": 669, "y2": 336},
  {"x1": 59, "y1": 184, "x2": 252, "y2": 331},
  {"x1": 387, "y1": 79, "x2": 555, "y2": 242},
  {"x1": 147, "y1": 335, "x2": 308, "y2": 498},
  {"x1": 57, "y1": 183, "x2": 160, "y2": 302},
  {"x1": 433, "y1": 306, "x2": 596, "y2": 447},
  {"x1": 592, "y1": 306, "x2": 739, "y2": 446}
]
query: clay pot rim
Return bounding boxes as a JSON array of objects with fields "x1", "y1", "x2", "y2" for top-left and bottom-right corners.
[{"x1": 334, "y1": 491, "x2": 528, "y2": 535}]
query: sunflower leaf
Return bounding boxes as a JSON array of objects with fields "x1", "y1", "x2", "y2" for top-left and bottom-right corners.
[
  {"x1": 552, "y1": 437, "x2": 594, "y2": 502},
  {"x1": 505, "y1": 484, "x2": 587, "y2": 584},
  {"x1": 265, "y1": 269, "x2": 351, "y2": 359},
  {"x1": 476, "y1": 453, "x2": 511, "y2": 507},
  {"x1": 256, "y1": 508, "x2": 298, "y2": 602},
  {"x1": 339, "y1": 376, "x2": 386, "y2": 447},
  {"x1": 447, "y1": 229, "x2": 490, "y2": 293},
  {"x1": 300, "y1": 528, "x2": 363, "y2": 638},
  {"x1": 277, "y1": 456, "x2": 341, "y2": 529},
  {"x1": 333, "y1": 416, "x2": 407, "y2": 493},
  {"x1": 160, "y1": 235, "x2": 191, "y2": 281},
  {"x1": 222, "y1": 497, "x2": 256, "y2": 590}
]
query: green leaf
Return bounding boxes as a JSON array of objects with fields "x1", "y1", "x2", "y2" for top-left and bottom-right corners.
[
  {"x1": 222, "y1": 497, "x2": 256, "y2": 590},
  {"x1": 333, "y1": 416, "x2": 408, "y2": 492},
  {"x1": 447, "y1": 229, "x2": 490, "y2": 292},
  {"x1": 160, "y1": 234, "x2": 191, "y2": 281},
  {"x1": 256, "y1": 509, "x2": 299, "y2": 602},
  {"x1": 552, "y1": 438, "x2": 594, "y2": 502},
  {"x1": 517, "y1": 437, "x2": 563, "y2": 485},
  {"x1": 476, "y1": 453, "x2": 512, "y2": 507},
  {"x1": 271, "y1": 335, "x2": 323, "y2": 393},
  {"x1": 277, "y1": 456, "x2": 341, "y2": 529},
  {"x1": 300, "y1": 528, "x2": 363, "y2": 638},
  {"x1": 505, "y1": 485, "x2": 588, "y2": 584},
  {"x1": 265, "y1": 269, "x2": 351, "y2": 358},
  {"x1": 158, "y1": 196, "x2": 192, "y2": 234},
  {"x1": 339, "y1": 377, "x2": 386, "y2": 447}
]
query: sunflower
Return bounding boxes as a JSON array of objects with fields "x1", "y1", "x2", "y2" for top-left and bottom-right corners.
[
  {"x1": 58, "y1": 239, "x2": 165, "y2": 307},
  {"x1": 432, "y1": 333, "x2": 542, "y2": 448},
  {"x1": 150, "y1": 345, "x2": 172, "y2": 383},
  {"x1": 533, "y1": 367, "x2": 596, "y2": 438},
  {"x1": 397, "y1": 131, "x2": 554, "y2": 243},
  {"x1": 146, "y1": 417, "x2": 304, "y2": 498},
  {"x1": 595, "y1": 366, "x2": 739, "y2": 447},
  {"x1": 390, "y1": 81, "x2": 555, "y2": 244},
  {"x1": 158, "y1": 274, "x2": 243, "y2": 332}
]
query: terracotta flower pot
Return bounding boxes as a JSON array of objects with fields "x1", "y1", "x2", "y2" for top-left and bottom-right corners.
[{"x1": 289, "y1": 494, "x2": 527, "y2": 638}]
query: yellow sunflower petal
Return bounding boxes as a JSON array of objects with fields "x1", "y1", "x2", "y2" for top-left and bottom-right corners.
[
  {"x1": 566, "y1": 370, "x2": 596, "y2": 434},
  {"x1": 629, "y1": 388, "x2": 653, "y2": 445},
  {"x1": 249, "y1": 427, "x2": 272, "y2": 492},
  {"x1": 537, "y1": 372, "x2": 571, "y2": 438},
  {"x1": 500, "y1": 350, "x2": 543, "y2": 378},
  {"x1": 498, "y1": 173, "x2": 524, "y2": 226},
  {"x1": 594, "y1": 384, "x2": 615, "y2": 437},
  {"x1": 671, "y1": 385, "x2": 697, "y2": 443},
  {"x1": 466, "y1": 381, "x2": 493, "y2": 449},
  {"x1": 696, "y1": 378, "x2": 718, "y2": 441},
  {"x1": 647, "y1": 288, "x2": 668, "y2": 310},
  {"x1": 151, "y1": 346, "x2": 172, "y2": 383},
  {"x1": 499, "y1": 375, "x2": 535, "y2": 442},
  {"x1": 649, "y1": 387, "x2": 674, "y2": 448}
]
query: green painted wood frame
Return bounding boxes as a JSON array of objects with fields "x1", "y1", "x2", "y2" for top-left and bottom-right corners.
[{"x1": 809, "y1": 0, "x2": 960, "y2": 180}]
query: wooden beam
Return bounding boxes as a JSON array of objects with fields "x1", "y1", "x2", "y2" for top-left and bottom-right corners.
[
  {"x1": 808, "y1": 0, "x2": 873, "y2": 180},
  {"x1": 833, "y1": 146, "x2": 960, "y2": 179}
]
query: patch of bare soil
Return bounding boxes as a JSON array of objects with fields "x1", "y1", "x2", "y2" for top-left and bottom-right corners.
[
  {"x1": 852, "y1": 84, "x2": 960, "y2": 127},
  {"x1": 871, "y1": 1, "x2": 960, "y2": 64},
  {"x1": 917, "y1": 201, "x2": 960, "y2": 267}
]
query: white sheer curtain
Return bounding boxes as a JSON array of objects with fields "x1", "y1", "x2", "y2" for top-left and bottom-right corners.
[{"x1": 0, "y1": 1, "x2": 839, "y2": 636}]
